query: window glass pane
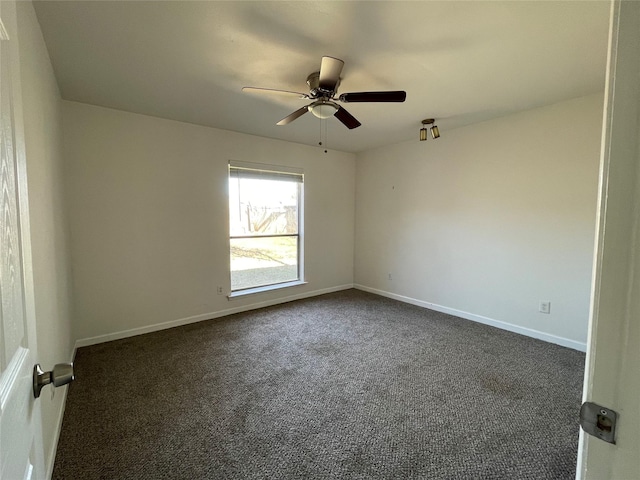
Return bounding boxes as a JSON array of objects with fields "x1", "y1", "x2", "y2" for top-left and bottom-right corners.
[
  {"x1": 229, "y1": 177, "x2": 298, "y2": 237},
  {"x1": 230, "y1": 236, "x2": 298, "y2": 290}
]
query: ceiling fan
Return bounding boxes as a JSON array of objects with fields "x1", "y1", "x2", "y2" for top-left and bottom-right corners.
[{"x1": 242, "y1": 56, "x2": 406, "y2": 129}]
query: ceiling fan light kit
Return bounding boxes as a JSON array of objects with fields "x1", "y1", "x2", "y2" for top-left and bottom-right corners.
[
  {"x1": 420, "y1": 118, "x2": 440, "y2": 141},
  {"x1": 243, "y1": 56, "x2": 406, "y2": 130},
  {"x1": 308, "y1": 101, "x2": 338, "y2": 119}
]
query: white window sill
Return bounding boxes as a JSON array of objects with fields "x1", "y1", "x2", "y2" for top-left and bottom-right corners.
[{"x1": 227, "y1": 280, "x2": 307, "y2": 299}]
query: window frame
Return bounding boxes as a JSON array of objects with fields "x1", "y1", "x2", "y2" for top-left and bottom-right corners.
[{"x1": 227, "y1": 161, "x2": 305, "y2": 297}]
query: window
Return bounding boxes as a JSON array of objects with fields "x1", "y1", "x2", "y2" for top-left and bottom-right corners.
[{"x1": 228, "y1": 162, "x2": 303, "y2": 294}]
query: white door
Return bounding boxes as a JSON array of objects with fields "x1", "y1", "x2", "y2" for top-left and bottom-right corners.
[
  {"x1": 578, "y1": 1, "x2": 640, "y2": 479},
  {"x1": 0, "y1": 0, "x2": 45, "y2": 479}
]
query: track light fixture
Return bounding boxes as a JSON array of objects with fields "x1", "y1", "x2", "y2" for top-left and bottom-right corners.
[{"x1": 420, "y1": 119, "x2": 440, "y2": 141}]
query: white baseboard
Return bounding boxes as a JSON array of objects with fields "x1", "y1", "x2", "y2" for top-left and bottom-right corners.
[
  {"x1": 75, "y1": 284, "x2": 354, "y2": 348},
  {"x1": 45, "y1": 346, "x2": 76, "y2": 480},
  {"x1": 354, "y1": 284, "x2": 587, "y2": 352},
  {"x1": 74, "y1": 282, "x2": 587, "y2": 352},
  {"x1": 45, "y1": 385, "x2": 69, "y2": 480}
]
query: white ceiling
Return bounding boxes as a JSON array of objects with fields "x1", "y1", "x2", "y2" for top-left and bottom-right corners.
[{"x1": 33, "y1": 1, "x2": 610, "y2": 153}]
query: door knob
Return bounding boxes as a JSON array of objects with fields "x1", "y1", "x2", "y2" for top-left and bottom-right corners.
[{"x1": 33, "y1": 363, "x2": 74, "y2": 398}]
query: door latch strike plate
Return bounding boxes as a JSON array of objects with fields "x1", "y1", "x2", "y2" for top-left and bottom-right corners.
[{"x1": 580, "y1": 402, "x2": 617, "y2": 444}]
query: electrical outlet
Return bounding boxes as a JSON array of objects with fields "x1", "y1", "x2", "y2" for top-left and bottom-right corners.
[
  {"x1": 388, "y1": 273, "x2": 392, "y2": 281},
  {"x1": 539, "y1": 301, "x2": 551, "y2": 314},
  {"x1": 217, "y1": 286, "x2": 224, "y2": 295}
]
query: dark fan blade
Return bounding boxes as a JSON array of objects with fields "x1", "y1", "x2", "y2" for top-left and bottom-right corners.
[
  {"x1": 243, "y1": 87, "x2": 308, "y2": 98},
  {"x1": 334, "y1": 106, "x2": 361, "y2": 129},
  {"x1": 338, "y1": 91, "x2": 407, "y2": 103},
  {"x1": 277, "y1": 106, "x2": 309, "y2": 125},
  {"x1": 319, "y1": 56, "x2": 344, "y2": 91}
]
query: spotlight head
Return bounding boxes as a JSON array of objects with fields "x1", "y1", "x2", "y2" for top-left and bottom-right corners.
[{"x1": 420, "y1": 127, "x2": 428, "y2": 141}]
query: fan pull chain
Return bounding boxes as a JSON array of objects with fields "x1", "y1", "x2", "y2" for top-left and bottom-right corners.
[
  {"x1": 318, "y1": 118, "x2": 328, "y2": 154},
  {"x1": 323, "y1": 118, "x2": 328, "y2": 154}
]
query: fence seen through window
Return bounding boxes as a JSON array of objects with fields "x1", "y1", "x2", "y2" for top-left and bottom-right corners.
[{"x1": 229, "y1": 164, "x2": 303, "y2": 292}]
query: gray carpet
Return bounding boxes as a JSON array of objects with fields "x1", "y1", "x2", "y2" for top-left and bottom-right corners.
[{"x1": 53, "y1": 289, "x2": 585, "y2": 479}]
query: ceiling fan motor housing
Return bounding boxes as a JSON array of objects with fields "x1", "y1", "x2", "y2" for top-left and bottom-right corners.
[
  {"x1": 307, "y1": 72, "x2": 340, "y2": 99},
  {"x1": 247, "y1": 56, "x2": 404, "y2": 129}
]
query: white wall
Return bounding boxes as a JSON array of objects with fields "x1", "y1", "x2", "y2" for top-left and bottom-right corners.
[
  {"x1": 355, "y1": 94, "x2": 603, "y2": 350},
  {"x1": 16, "y1": 1, "x2": 74, "y2": 475},
  {"x1": 62, "y1": 102, "x2": 356, "y2": 343}
]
